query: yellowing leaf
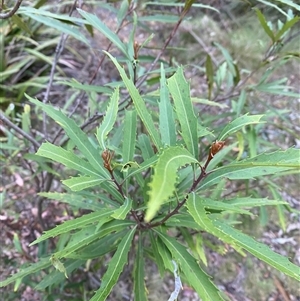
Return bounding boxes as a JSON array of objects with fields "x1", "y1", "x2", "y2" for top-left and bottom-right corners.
[{"x1": 145, "y1": 147, "x2": 198, "y2": 221}]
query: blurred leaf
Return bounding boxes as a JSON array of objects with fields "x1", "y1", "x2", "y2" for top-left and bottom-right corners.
[
  {"x1": 36, "y1": 259, "x2": 84, "y2": 290},
  {"x1": 167, "y1": 67, "x2": 198, "y2": 158},
  {"x1": 36, "y1": 142, "x2": 101, "y2": 177},
  {"x1": 149, "y1": 231, "x2": 165, "y2": 276},
  {"x1": 134, "y1": 235, "x2": 148, "y2": 301},
  {"x1": 205, "y1": 54, "x2": 214, "y2": 99},
  {"x1": 37, "y1": 192, "x2": 108, "y2": 211},
  {"x1": 90, "y1": 226, "x2": 136, "y2": 301},
  {"x1": 27, "y1": 95, "x2": 109, "y2": 177},
  {"x1": 62, "y1": 175, "x2": 107, "y2": 191},
  {"x1": 50, "y1": 256, "x2": 68, "y2": 278},
  {"x1": 21, "y1": 12, "x2": 89, "y2": 45},
  {"x1": 58, "y1": 79, "x2": 113, "y2": 94},
  {"x1": 275, "y1": 16, "x2": 300, "y2": 41},
  {"x1": 159, "y1": 63, "x2": 176, "y2": 146},
  {"x1": 226, "y1": 197, "x2": 288, "y2": 208},
  {"x1": 255, "y1": 8, "x2": 275, "y2": 42},
  {"x1": 77, "y1": 9, "x2": 129, "y2": 59},
  {"x1": 0, "y1": 258, "x2": 51, "y2": 287},
  {"x1": 122, "y1": 110, "x2": 137, "y2": 162},
  {"x1": 199, "y1": 148, "x2": 300, "y2": 190},
  {"x1": 218, "y1": 114, "x2": 264, "y2": 141},
  {"x1": 187, "y1": 193, "x2": 300, "y2": 281},
  {"x1": 30, "y1": 210, "x2": 114, "y2": 245},
  {"x1": 11, "y1": 14, "x2": 31, "y2": 35},
  {"x1": 156, "y1": 229, "x2": 224, "y2": 301},
  {"x1": 105, "y1": 51, "x2": 162, "y2": 149},
  {"x1": 111, "y1": 197, "x2": 132, "y2": 220},
  {"x1": 145, "y1": 146, "x2": 199, "y2": 222},
  {"x1": 96, "y1": 87, "x2": 119, "y2": 150}
]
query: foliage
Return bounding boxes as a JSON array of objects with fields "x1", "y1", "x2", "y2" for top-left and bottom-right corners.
[{"x1": 1, "y1": 0, "x2": 299, "y2": 300}]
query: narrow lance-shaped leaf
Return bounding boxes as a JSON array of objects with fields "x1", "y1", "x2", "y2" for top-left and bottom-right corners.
[
  {"x1": 198, "y1": 148, "x2": 300, "y2": 190},
  {"x1": 26, "y1": 95, "x2": 109, "y2": 177},
  {"x1": 167, "y1": 67, "x2": 198, "y2": 158},
  {"x1": 159, "y1": 63, "x2": 176, "y2": 146},
  {"x1": 205, "y1": 54, "x2": 214, "y2": 100},
  {"x1": 37, "y1": 192, "x2": 107, "y2": 211},
  {"x1": 104, "y1": 52, "x2": 162, "y2": 150},
  {"x1": 122, "y1": 110, "x2": 137, "y2": 162},
  {"x1": 21, "y1": 12, "x2": 90, "y2": 45},
  {"x1": 154, "y1": 229, "x2": 224, "y2": 301},
  {"x1": 77, "y1": 9, "x2": 129, "y2": 58},
  {"x1": 186, "y1": 193, "x2": 300, "y2": 281},
  {"x1": 0, "y1": 258, "x2": 51, "y2": 288},
  {"x1": 274, "y1": 16, "x2": 300, "y2": 42},
  {"x1": 198, "y1": 148, "x2": 300, "y2": 189},
  {"x1": 145, "y1": 146, "x2": 199, "y2": 222},
  {"x1": 90, "y1": 226, "x2": 137, "y2": 301},
  {"x1": 62, "y1": 176, "x2": 107, "y2": 192},
  {"x1": 29, "y1": 210, "x2": 114, "y2": 246},
  {"x1": 218, "y1": 114, "x2": 264, "y2": 141},
  {"x1": 96, "y1": 87, "x2": 119, "y2": 150},
  {"x1": 111, "y1": 197, "x2": 133, "y2": 220},
  {"x1": 36, "y1": 142, "x2": 101, "y2": 177},
  {"x1": 134, "y1": 234, "x2": 148, "y2": 301},
  {"x1": 255, "y1": 8, "x2": 275, "y2": 42}
]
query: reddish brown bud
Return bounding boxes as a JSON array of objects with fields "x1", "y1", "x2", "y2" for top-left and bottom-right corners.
[
  {"x1": 210, "y1": 140, "x2": 225, "y2": 157},
  {"x1": 102, "y1": 149, "x2": 114, "y2": 171}
]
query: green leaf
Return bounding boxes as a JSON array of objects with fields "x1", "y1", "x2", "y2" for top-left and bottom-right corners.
[
  {"x1": 205, "y1": 54, "x2": 214, "y2": 99},
  {"x1": 36, "y1": 259, "x2": 84, "y2": 290},
  {"x1": 213, "y1": 42, "x2": 236, "y2": 77},
  {"x1": 200, "y1": 198, "x2": 253, "y2": 216},
  {"x1": 159, "y1": 63, "x2": 176, "y2": 146},
  {"x1": 137, "y1": 134, "x2": 155, "y2": 160},
  {"x1": 55, "y1": 220, "x2": 134, "y2": 260},
  {"x1": 90, "y1": 226, "x2": 137, "y2": 301},
  {"x1": 149, "y1": 231, "x2": 165, "y2": 276},
  {"x1": 36, "y1": 142, "x2": 101, "y2": 177},
  {"x1": 62, "y1": 175, "x2": 107, "y2": 191},
  {"x1": 111, "y1": 197, "x2": 132, "y2": 220},
  {"x1": 255, "y1": 8, "x2": 275, "y2": 42},
  {"x1": 186, "y1": 193, "x2": 300, "y2": 281},
  {"x1": 105, "y1": 52, "x2": 162, "y2": 149},
  {"x1": 134, "y1": 235, "x2": 148, "y2": 301},
  {"x1": 275, "y1": 16, "x2": 300, "y2": 41},
  {"x1": 37, "y1": 192, "x2": 107, "y2": 211},
  {"x1": 122, "y1": 110, "x2": 137, "y2": 162},
  {"x1": 167, "y1": 67, "x2": 198, "y2": 158},
  {"x1": 96, "y1": 88, "x2": 119, "y2": 150},
  {"x1": 50, "y1": 256, "x2": 68, "y2": 278},
  {"x1": 68, "y1": 231, "x2": 125, "y2": 260},
  {"x1": 226, "y1": 197, "x2": 288, "y2": 208},
  {"x1": 155, "y1": 229, "x2": 224, "y2": 301},
  {"x1": 199, "y1": 148, "x2": 300, "y2": 190},
  {"x1": 58, "y1": 79, "x2": 113, "y2": 94},
  {"x1": 77, "y1": 9, "x2": 128, "y2": 58},
  {"x1": 21, "y1": 12, "x2": 89, "y2": 45},
  {"x1": 145, "y1": 146, "x2": 199, "y2": 222},
  {"x1": 156, "y1": 236, "x2": 174, "y2": 272},
  {"x1": 218, "y1": 114, "x2": 264, "y2": 141},
  {"x1": 29, "y1": 210, "x2": 114, "y2": 246},
  {"x1": 26, "y1": 95, "x2": 109, "y2": 177},
  {"x1": 0, "y1": 258, "x2": 52, "y2": 288}
]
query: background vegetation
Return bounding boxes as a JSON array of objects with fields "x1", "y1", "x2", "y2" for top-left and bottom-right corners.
[{"x1": 0, "y1": 1, "x2": 299, "y2": 301}]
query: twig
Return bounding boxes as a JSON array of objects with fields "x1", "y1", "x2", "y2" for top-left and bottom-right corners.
[
  {"x1": 0, "y1": 0, "x2": 23, "y2": 19},
  {"x1": 0, "y1": 111, "x2": 40, "y2": 150},
  {"x1": 42, "y1": 1, "x2": 78, "y2": 140}
]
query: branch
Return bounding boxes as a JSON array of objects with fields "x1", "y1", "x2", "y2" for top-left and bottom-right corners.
[
  {"x1": 0, "y1": 0, "x2": 23, "y2": 19},
  {"x1": 0, "y1": 111, "x2": 40, "y2": 150}
]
